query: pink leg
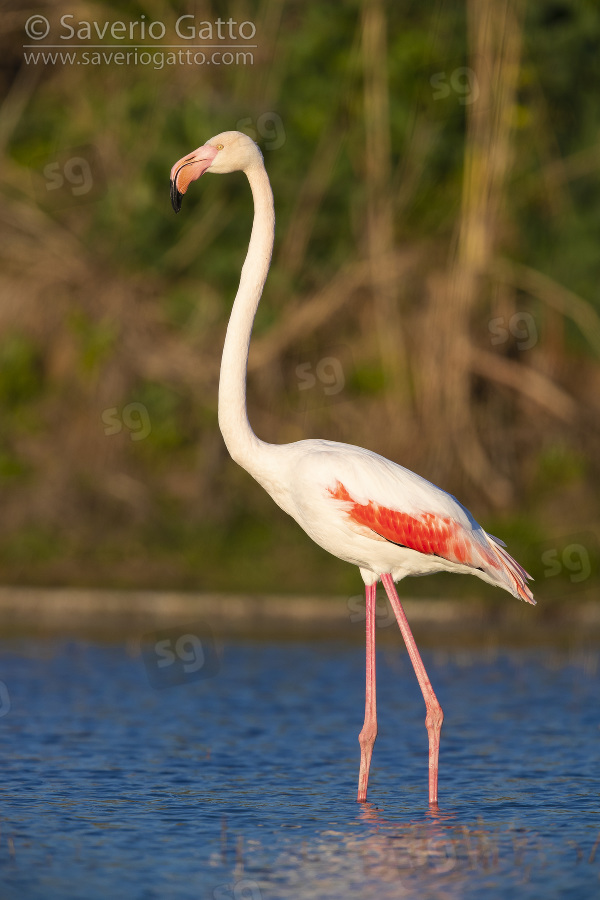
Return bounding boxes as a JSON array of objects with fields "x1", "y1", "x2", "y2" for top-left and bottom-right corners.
[
  {"x1": 381, "y1": 573, "x2": 443, "y2": 805},
  {"x1": 357, "y1": 582, "x2": 377, "y2": 802}
]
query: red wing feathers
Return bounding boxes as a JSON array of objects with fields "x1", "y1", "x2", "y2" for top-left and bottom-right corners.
[
  {"x1": 328, "y1": 480, "x2": 535, "y2": 604},
  {"x1": 327, "y1": 481, "x2": 494, "y2": 567}
]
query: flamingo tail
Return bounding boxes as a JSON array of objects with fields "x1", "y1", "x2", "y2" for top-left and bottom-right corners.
[{"x1": 488, "y1": 536, "x2": 535, "y2": 605}]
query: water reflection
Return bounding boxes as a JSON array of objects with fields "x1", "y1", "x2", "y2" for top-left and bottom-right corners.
[
  {"x1": 223, "y1": 802, "x2": 550, "y2": 900},
  {"x1": 229, "y1": 799, "x2": 595, "y2": 900}
]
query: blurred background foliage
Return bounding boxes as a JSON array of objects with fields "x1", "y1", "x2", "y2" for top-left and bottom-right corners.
[{"x1": 0, "y1": 0, "x2": 599, "y2": 600}]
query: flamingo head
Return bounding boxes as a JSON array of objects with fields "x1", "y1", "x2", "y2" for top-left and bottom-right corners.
[{"x1": 170, "y1": 131, "x2": 263, "y2": 213}]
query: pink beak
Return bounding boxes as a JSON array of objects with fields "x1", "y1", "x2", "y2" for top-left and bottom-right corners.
[{"x1": 170, "y1": 144, "x2": 219, "y2": 213}]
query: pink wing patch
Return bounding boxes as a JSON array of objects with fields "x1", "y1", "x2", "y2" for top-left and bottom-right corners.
[{"x1": 328, "y1": 480, "x2": 498, "y2": 569}]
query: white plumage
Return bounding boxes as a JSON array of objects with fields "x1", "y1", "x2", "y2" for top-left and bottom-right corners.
[{"x1": 170, "y1": 130, "x2": 534, "y2": 806}]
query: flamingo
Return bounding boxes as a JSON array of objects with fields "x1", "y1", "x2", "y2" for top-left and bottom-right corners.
[{"x1": 170, "y1": 131, "x2": 535, "y2": 806}]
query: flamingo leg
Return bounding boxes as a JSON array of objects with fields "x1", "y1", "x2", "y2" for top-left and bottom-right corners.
[
  {"x1": 381, "y1": 573, "x2": 443, "y2": 805},
  {"x1": 357, "y1": 581, "x2": 377, "y2": 802}
]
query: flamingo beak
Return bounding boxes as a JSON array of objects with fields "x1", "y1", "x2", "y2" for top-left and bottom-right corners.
[{"x1": 170, "y1": 144, "x2": 219, "y2": 213}]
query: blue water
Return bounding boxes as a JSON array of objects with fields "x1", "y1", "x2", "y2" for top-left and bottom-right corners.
[{"x1": 0, "y1": 636, "x2": 598, "y2": 899}]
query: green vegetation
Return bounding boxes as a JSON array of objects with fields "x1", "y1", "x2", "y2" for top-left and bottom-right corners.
[{"x1": 0, "y1": 0, "x2": 598, "y2": 601}]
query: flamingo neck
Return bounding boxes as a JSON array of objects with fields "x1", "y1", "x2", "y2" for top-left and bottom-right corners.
[{"x1": 217, "y1": 161, "x2": 274, "y2": 472}]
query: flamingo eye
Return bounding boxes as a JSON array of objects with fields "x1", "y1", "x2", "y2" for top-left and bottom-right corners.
[{"x1": 216, "y1": 143, "x2": 224, "y2": 150}]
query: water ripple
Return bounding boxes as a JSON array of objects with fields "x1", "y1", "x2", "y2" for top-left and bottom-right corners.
[{"x1": 0, "y1": 639, "x2": 598, "y2": 899}]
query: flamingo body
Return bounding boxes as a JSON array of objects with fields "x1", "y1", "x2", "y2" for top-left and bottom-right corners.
[
  {"x1": 243, "y1": 437, "x2": 533, "y2": 601},
  {"x1": 170, "y1": 130, "x2": 534, "y2": 806}
]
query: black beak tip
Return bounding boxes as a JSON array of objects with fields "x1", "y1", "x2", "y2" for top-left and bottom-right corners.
[{"x1": 170, "y1": 178, "x2": 183, "y2": 214}]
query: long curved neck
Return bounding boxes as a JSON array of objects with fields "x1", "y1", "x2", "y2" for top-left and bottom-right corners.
[{"x1": 218, "y1": 161, "x2": 274, "y2": 472}]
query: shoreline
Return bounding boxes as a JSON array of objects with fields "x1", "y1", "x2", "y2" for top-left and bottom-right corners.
[{"x1": 0, "y1": 585, "x2": 598, "y2": 643}]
